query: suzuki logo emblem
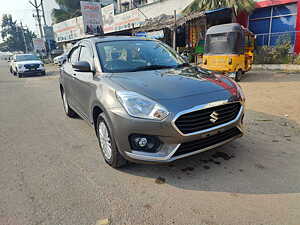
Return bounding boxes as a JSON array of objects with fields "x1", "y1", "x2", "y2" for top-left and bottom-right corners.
[{"x1": 210, "y1": 111, "x2": 219, "y2": 123}]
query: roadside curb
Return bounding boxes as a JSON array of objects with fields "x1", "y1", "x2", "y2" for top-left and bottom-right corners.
[{"x1": 253, "y1": 64, "x2": 300, "y2": 72}]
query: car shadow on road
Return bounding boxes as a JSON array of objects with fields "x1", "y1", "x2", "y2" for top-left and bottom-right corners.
[{"x1": 120, "y1": 110, "x2": 300, "y2": 195}]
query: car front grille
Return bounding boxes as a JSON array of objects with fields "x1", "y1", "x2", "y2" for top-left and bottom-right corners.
[
  {"x1": 174, "y1": 102, "x2": 241, "y2": 135},
  {"x1": 173, "y1": 127, "x2": 242, "y2": 157},
  {"x1": 24, "y1": 64, "x2": 39, "y2": 70}
]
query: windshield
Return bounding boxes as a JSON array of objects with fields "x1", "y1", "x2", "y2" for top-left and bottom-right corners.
[
  {"x1": 205, "y1": 32, "x2": 244, "y2": 55},
  {"x1": 16, "y1": 54, "x2": 39, "y2": 62},
  {"x1": 96, "y1": 40, "x2": 186, "y2": 73}
]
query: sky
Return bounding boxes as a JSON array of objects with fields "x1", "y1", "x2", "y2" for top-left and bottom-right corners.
[{"x1": 0, "y1": 0, "x2": 59, "y2": 36}]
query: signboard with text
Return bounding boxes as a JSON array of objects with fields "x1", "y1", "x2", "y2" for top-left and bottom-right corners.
[
  {"x1": 53, "y1": 16, "x2": 87, "y2": 43},
  {"x1": 135, "y1": 30, "x2": 164, "y2": 39},
  {"x1": 53, "y1": 4, "x2": 146, "y2": 43},
  {"x1": 80, "y1": 1, "x2": 104, "y2": 35},
  {"x1": 102, "y1": 4, "x2": 114, "y2": 33},
  {"x1": 43, "y1": 26, "x2": 55, "y2": 41},
  {"x1": 102, "y1": 4, "x2": 145, "y2": 33},
  {"x1": 33, "y1": 38, "x2": 46, "y2": 52}
]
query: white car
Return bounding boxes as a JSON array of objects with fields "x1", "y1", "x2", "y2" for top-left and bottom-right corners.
[
  {"x1": 10, "y1": 54, "x2": 46, "y2": 78},
  {"x1": 53, "y1": 54, "x2": 67, "y2": 66}
]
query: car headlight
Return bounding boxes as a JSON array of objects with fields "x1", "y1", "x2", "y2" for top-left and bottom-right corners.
[
  {"x1": 116, "y1": 91, "x2": 169, "y2": 120},
  {"x1": 40, "y1": 63, "x2": 44, "y2": 68},
  {"x1": 18, "y1": 65, "x2": 23, "y2": 70}
]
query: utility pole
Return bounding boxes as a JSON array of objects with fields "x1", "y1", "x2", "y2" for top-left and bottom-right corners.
[
  {"x1": 29, "y1": 0, "x2": 44, "y2": 38},
  {"x1": 173, "y1": 10, "x2": 176, "y2": 50},
  {"x1": 40, "y1": 0, "x2": 47, "y2": 25},
  {"x1": 40, "y1": 0, "x2": 52, "y2": 57},
  {"x1": 20, "y1": 22, "x2": 28, "y2": 53}
]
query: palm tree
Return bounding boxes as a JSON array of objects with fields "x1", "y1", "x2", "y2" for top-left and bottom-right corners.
[{"x1": 182, "y1": 0, "x2": 256, "y2": 15}]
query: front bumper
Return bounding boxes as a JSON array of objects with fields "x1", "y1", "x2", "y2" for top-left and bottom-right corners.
[
  {"x1": 18, "y1": 69, "x2": 45, "y2": 76},
  {"x1": 109, "y1": 102, "x2": 245, "y2": 164}
]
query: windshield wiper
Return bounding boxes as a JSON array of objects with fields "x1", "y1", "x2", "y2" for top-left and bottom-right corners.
[
  {"x1": 130, "y1": 65, "x2": 175, "y2": 72},
  {"x1": 175, "y1": 63, "x2": 190, "y2": 68}
]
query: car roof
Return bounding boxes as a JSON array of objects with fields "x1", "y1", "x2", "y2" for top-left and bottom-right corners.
[
  {"x1": 82, "y1": 36, "x2": 154, "y2": 44},
  {"x1": 206, "y1": 23, "x2": 243, "y2": 35}
]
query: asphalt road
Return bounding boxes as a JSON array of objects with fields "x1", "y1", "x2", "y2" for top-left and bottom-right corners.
[{"x1": 1, "y1": 61, "x2": 300, "y2": 225}]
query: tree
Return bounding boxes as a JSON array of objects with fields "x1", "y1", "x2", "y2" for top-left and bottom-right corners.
[
  {"x1": 182, "y1": 0, "x2": 255, "y2": 16},
  {"x1": 51, "y1": 0, "x2": 101, "y2": 24},
  {"x1": 0, "y1": 14, "x2": 36, "y2": 52}
]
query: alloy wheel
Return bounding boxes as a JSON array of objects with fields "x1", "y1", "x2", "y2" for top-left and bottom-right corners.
[
  {"x1": 63, "y1": 91, "x2": 69, "y2": 113},
  {"x1": 98, "y1": 122, "x2": 112, "y2": 160}
]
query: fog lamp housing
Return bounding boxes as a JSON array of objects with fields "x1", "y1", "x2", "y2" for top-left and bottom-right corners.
[{"x1": 129, "y1": 134, "x2": 161, "y2": 153}]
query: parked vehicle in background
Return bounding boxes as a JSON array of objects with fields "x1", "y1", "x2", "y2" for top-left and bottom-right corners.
[
  {"x1": 59, "y1": 36, "x2": 245, "y2": 168},
  {"x1": 201, "y1": 23, "x2": 255, "y2": 82},
  {"x1": 10, "y1": 54, "x2": 46, "y2": 78},
  {"x1": 54, "y1": 53, "x2": 67, "y2": 66}
]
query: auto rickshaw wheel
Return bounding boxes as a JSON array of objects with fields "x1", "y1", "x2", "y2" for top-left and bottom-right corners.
[{"x1": 235, "y1": 70, "x2": 243, "y2": 82}]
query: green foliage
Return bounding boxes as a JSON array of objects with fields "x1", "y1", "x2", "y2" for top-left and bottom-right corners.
[
  {"x1": 52, "y1": 0, "x2": 101, "y2": 23},
  {"x1": 182, "y1": 0, "x2": 256, "y2": 15},
  {"x1": 254, "y1": 36, "x2": 292, "y2": 64},
  {"x1": 0, "y1": 14, "x2": 36, "y2": 52},
  {"x1": 293, "y1": 55, "x2": 300, "y2": 65}
]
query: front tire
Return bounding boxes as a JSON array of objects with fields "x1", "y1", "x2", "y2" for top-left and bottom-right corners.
[
  {"x1": 235, "y1": 70, "x2": 242, "y2": 82},
  {"x1": 61, "y1": 89, "x2": 76, "y2": 118},
  {"x1": 96, "y1": 113, "x2": 127, "y2": 168},
  {"x1": 17, "y1": 72, "x2": 23, "y2": 78}
]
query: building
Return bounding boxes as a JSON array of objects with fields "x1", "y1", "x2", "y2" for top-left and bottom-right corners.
[
  {"x1": 53, "y1": 0, "x2": 300, "y2": 54},
  {"x1": 248, "y1": 0, "x2": 300, "y2": 53},
  {"x1": 53, "y1": 0, "x2": 195, "y2": 50}
]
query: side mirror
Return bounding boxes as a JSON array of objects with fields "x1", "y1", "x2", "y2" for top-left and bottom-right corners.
[{"x1": 72, "y1": 61, "x2": 92, "y2": 72}]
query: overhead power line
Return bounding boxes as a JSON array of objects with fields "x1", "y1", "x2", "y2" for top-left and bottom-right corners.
[{"x1": 29, "y1": 0, "x2": 44, "y2": 38}]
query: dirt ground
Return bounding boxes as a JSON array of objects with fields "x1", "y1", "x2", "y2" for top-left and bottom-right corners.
[
  {"x1": 241, "y1": 70, "x2": 300, "y2": 123},
  {"x1": 241, "y1": 70, "x2": 300, "y2": 148}
]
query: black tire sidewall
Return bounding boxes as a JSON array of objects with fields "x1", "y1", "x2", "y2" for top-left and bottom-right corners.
[{"x1": 235, "y1": 70, "x2": 242, "y2": 82}]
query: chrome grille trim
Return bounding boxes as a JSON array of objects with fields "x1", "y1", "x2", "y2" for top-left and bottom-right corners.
[{"x1": 172, "y1": 101, "x2": 244, "y2": 136}]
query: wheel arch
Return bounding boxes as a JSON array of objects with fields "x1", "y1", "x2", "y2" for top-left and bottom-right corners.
[{"x1": 92, "y1": 103, "x2": 104, "y2": 134}]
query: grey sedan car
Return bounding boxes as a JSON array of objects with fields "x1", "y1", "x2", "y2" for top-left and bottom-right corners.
[{"x1": 59, "y1": 36, "x2": 245, "y2": 168}]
